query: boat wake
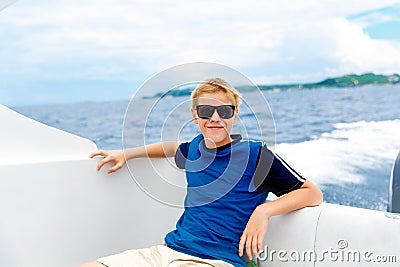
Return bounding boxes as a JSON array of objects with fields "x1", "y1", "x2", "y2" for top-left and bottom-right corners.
[{"x1": 275, "y1": 119, "x2": 400, "y2": 186}]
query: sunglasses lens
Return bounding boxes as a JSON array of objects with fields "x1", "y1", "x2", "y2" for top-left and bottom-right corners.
[
  {"x1": 197, "y1": 105, "x2": 215, "y2": 119},
  {"x1": 196, "y1": 105, "x2": 235, "y2": 119},
  {"x1": 217, "y1": 106, "x2": 234, "y2": 119}
]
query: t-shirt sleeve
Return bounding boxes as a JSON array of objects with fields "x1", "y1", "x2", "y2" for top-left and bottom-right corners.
[
  {"x1": 174, "y1": 142, "x2": 190, "y2": 169},
  {"x1": 254, "y1": 145, "x2": 306, "y2": 196}
]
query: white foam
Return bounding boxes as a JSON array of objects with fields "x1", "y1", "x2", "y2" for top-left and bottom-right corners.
[{"x1": 275, "y1": 120, "x2": 400, "y2": 185}]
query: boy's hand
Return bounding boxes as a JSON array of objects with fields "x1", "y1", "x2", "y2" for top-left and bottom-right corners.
[
  {"x1": 238, "y1": 205, "x2": 270, "y2": 261},
  {"x1": 89, "y1": 150, "x2": 126, "y2": 174}
]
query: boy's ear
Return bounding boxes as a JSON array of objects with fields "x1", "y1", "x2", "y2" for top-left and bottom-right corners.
[
  {"x1": 191, "y1": 108, "x2": 199, "y2": 124},
  {"x1": 233, "y1": 107, "x2": 238, "y2": 124}
]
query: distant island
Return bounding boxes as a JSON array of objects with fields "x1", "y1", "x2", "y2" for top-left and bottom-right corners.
[
  {"x1": 253, "y1": 72, "x2": 400, "y2": 91},
  {"x1": 144, "y1": 73, "x2": 400, "y2": 99}
]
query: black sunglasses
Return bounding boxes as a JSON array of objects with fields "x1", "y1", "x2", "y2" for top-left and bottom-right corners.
[{"x1": 195, "y1": 105, "x2": 236, "y2": 119}]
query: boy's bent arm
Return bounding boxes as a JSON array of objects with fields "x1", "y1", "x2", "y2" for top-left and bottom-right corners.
[
  {"x1": 258, "y1": 180, "x2": 322, "y2": 217},
  {"x1": 90, "y1": 141, "x2": 180, "y2": 173},
  {"x1": 124, "y1": 141, "x2": 180, "y2": 159},
  {"x1": 239, "y1": 180, "x2": 323, "y2": 260}
]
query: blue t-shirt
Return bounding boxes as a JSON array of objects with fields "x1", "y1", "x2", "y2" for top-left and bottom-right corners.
[{"x1": 165, "y1": 134, "x2": 305, "y2": 267}]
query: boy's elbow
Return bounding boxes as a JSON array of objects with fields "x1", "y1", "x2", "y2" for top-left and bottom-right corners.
[
  {"x1": 301, "y1": 180, "x2": 323, "y2": 206},
  {"x1": 310, "y1": 186, "x2": 323, "y2": 206}
]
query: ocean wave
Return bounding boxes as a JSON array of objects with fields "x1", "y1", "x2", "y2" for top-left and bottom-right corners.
[{"x1": 275, "y1": 119, "x2": 400, "y2": 186}]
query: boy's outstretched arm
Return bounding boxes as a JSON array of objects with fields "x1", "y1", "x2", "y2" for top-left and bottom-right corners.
[
  {"x1": 238, "y1": 180, "x2": 323, "y2": 260},
  {"x1": 89, "y1": 141, "x2": 180, "y2": 173}
]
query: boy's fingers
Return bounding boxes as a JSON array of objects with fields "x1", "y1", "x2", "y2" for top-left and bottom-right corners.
[
  {"x1": 90, "y1": 150, "x2": 106, "y2": 158},
  {"x1": 108, "y1": 163, "x2": 123, "y2": 173},
  {"x1": 89, "y1": 151, "x2": 99, "y2": 158},
  {"x1": 257, "y1": 236, "x2": 264, "y2": 256},
  {"x1": 252, "y1": 236, "x2": 258, "y2": 260},
  {"x1": 97, "y1": 157, "x2": 112, "y2": 171},
  {"x1": 238, "y1": 234, "x2": 246, "y2": 256},
  {"x1": 245, "y1": 236, "x2": 253, "y2": 260},
  {"x1": 258, "y1": 234, "x2": 264, "y2": 253}
]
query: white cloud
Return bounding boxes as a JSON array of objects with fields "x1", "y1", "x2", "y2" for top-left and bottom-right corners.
[
  {"x1": 330, "y1": 18, "x2": 400, "y2": 74},
  {"x1": 1, "y1": 0, "x2": 400, "y2": 85},
  {"x1": 349, "y1": 3, "x2": 400, "y2": 27}
]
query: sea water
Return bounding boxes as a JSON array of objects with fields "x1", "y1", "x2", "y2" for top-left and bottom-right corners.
[{"x1": 12, "y1": 85, "x2": 400, "y2": 211}]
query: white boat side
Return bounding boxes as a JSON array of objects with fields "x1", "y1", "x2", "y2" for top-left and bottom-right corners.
[
  {"x1": 0, "y1": 104, "x2": 97, "y2": 165},
  {"x1": 1, "y1": 104, "x2": 399, "y2": 267}
]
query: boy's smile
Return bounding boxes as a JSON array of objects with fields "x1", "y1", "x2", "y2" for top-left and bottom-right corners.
[
  {"x1": 207, "y1": 125, "x2": 224, "y2": 130},
  {"x1": 192, "y1": 92, "x2": 238, "y2": 149}
]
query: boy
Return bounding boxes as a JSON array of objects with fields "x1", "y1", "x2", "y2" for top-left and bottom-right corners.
[{"x1": 81, "y1": 78, "x2": 323, "y2": 267}]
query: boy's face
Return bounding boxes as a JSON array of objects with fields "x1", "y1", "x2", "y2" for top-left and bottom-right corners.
[{"x1": 191, "y1": 91, "x2": 238, "y2": 148}]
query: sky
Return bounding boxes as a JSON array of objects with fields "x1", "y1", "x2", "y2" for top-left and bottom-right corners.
[{"x1": 1, "y1": 0, "x2": 400, "y2": 106}]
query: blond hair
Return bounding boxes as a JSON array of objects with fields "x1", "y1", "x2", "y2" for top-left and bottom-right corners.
[{"x1": 191, "y1": 78, "x2": 242, "y2": 108}]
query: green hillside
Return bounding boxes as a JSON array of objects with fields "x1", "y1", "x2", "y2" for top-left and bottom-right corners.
[
  {"x1": 256, "y1": 73, "x2": 400, "y2": 91},
  {"x1": 145, "y1": 73, "x2": 400, "y2": 98}
]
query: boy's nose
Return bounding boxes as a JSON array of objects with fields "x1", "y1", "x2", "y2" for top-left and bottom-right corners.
[{"x1": 210, "y1": 110, "x2": 221, "y2": 121}]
